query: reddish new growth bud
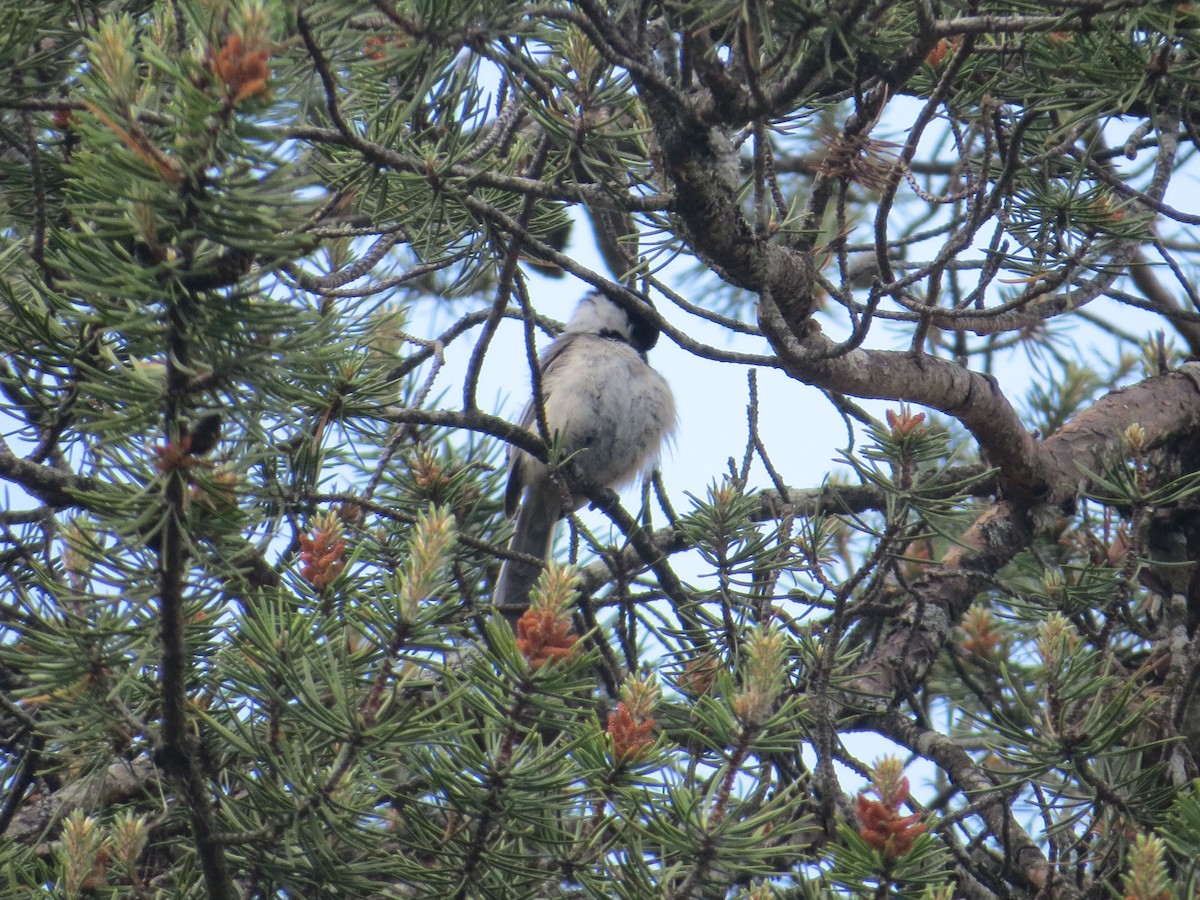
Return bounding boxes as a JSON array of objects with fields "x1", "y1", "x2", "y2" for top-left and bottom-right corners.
[
  {"x1": 154, "y1": 415, "x2": 220, "y2": 473},
  {"x1": 363, "y1": 33, "x2": 411, "y2": 60},
  {"x1": 607, "y1": 701, "x2": 655, "y2": 763},
  {"x1": 363, "y1": 35, "x2": 387, "y2": 60},
  {"x1": 886, "y1": 407, "x2": 926, "y2": 439},
  {"x1": 924, "y1": 36, "x2": 963, "y2": 67},
  {"x1": 857, "y1": 760, "x2": 927, "y2": 860},
  {"x1": 153, "y1": 433, "x2": 212, "y2": 473},
  {"x1": 515, "y1": 604, "x2": 578, "y2": 669},
  {"x1": 960, "y1": 606, "x2": 1004, "y2": 659},
  {"x1": 925, "y1": 40, "x2": 950, "y2": 67},
  {"x1": 207, "y1": 34, "x2": 270, "y2": 104},
  {"x1": 52, "y1": 108, "x2": 76, "y2": 130},
  {"x1": 299, "y1": 512, "x2": 346, "y2": 591}
]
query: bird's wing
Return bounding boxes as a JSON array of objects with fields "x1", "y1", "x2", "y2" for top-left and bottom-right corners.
[{"x1": 503, "y1": 334, "x2": 580, "y2": 516}]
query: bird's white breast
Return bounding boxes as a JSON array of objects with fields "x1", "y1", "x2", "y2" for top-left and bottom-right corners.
[{"x1": 538, "y1": 334, "x2": 675, "y2": 498}]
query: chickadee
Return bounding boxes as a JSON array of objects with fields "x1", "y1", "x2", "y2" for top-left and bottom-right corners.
[{"x1": 494, "y1": 291, "x2": 677, "y2": 623}]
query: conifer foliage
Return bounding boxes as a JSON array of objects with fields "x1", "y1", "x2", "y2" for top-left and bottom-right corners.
[{"x1": 3, "y1": 1, "x2": 1200, "y2": 896}]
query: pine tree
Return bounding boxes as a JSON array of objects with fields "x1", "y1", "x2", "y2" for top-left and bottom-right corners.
[{"x1": 3, "y1": 1, "x2": 1200, "y2": 897}]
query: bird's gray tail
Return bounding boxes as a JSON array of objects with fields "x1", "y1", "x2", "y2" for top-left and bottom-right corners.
[{"x1": 493, "y1": 481, "x2": 559, "y2": 627}]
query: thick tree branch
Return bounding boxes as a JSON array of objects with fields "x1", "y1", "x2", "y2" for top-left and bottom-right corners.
[
  {"x1": 637, "y1": 92, "x2": 818, "y2": 331},
  {"x1": 0, "y1": 446, "x2": 91, "y2": 508},
  {"x1": 758, "y1": 307, "x2": 1045, "y2": 496},
  {"x1": 851, "y1": 362, "x2": 1200, "y2": 703}
]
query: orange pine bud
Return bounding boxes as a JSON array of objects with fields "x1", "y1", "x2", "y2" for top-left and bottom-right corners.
[
  {"x1": 857, "y1": 760, "x2": 927, "y2": 859},
  {"x1": 207, "y1": 33, "x2": 271, "y2": 104},
  {"x1": 607, "y1": 701, "x2": 655, "y2": 763},
  {"x1": 886, "y1": 407, "x2": 927, "y2": 438},
  {"x1": 299, "y1": 512, "x2": 347, "y2": 591},
  {"x1": 960, "y1": 606, "x2": 1004, "y2": 659},
  {"x1": 514, "y1": 604, "x2": 578, "y2": 669}
]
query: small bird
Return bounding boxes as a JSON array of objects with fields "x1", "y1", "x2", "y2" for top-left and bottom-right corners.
[{"x1": 494, "y1": 291, "x2": 677, "y2": 624}]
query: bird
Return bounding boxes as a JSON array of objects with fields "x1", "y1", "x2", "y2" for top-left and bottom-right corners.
[{"x1": 493, "y1": 291, "x2": 677, "y2": 625}]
